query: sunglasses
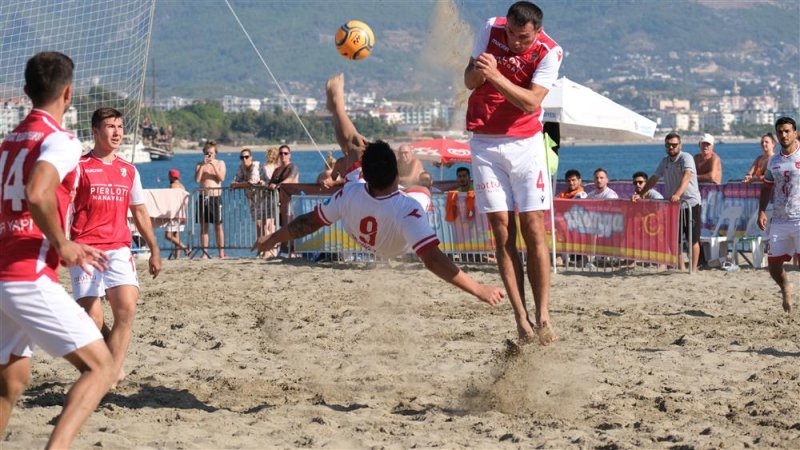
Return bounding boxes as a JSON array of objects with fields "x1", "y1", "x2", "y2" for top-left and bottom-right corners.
[
  {"x1": 665, "y1": 143, "x2": 680, "y2": 148},
  {"x1": 279, "y1": 152, "x2": 290, "y2": 155},
  {"x1": 240, "y1": 155, "x2": 251, "y2": 160},
  {"x1": 634, "y1": 180, "x2": 646, "y2": 184}
]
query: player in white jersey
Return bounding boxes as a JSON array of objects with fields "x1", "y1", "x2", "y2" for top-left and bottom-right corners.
[
  {"x1": 253, "y1": 141, "x2": 505, "y2": 306},
  {"x1": 69, "y1": 108, "x2": 161, "y2": 385},
  {"x1": 0, "y1": 51, "x2": 115, "y2": 449},
  {"x1": 758, "y1": 116, "x2": 800, "y2": 313}
]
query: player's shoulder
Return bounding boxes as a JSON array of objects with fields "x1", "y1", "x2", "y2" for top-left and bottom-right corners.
[
  {"x1": 41, "y1": 128, "x2": 82, "y2": 153},
  {"x1": 537, "y1": 29, "x2": 560, "y2": 50},
  {"x1": 487, "y1": 17, "x2": 505, "y2": 28},
  {"x1": 113, "y1": 155, "x2": 137, "y2": 171}
]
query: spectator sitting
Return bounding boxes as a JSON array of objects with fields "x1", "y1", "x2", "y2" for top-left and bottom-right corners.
[
  {"x1": 743, "y1": 133, "x2": 776, "y2": 183},
  {"x1": 587, "y1": 168, "x2": 619, "y2": 199},
  {"x1": 557, "y1": 169, "x2": 588, "y2": 199},
  {"x1": 397, "y1": 144, "x2": 424, "y2": 187},
  {"x1": 419, "y1": 170, "x2": 441, "y2": 193},
  {"x1": 695, "y1": 133, "x2": 722, "y2": 184},
  {"x1": 632, "y1": 171, "x2": 663, "y2": 199},
  {"x1": 456, "y1": 167, "x2": 474, "y2": 192}
]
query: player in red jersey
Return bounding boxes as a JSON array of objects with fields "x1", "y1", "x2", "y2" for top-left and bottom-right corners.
[
  {"x1": 464, "y1": 1, "x2": 562, "y2": 345},
  {"x1": 69, "y1": 107, "x2": 161, "y2": 386},
  {"x1": 0, "y1": 51, "x2": 115, "y2": 449}
]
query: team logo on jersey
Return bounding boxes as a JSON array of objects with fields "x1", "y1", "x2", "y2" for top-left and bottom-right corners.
[
  {"x1": 795, "y1": 161, "x2": 800, "y2": 169},
  {"x1": 406, "y1": 209, "x2": 422, "y2": 218},
  {"x1": 120, "y1": 168, "x2": 127, "y2": 177}
]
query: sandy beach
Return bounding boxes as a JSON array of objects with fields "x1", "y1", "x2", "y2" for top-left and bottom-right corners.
[{"x1": 3, "y1": 258, "x2": 799, "y2": 449}]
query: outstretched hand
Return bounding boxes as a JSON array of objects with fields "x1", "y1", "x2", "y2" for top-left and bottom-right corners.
[
  {"x1": 476, "y1": 284, "x2": 505, "y2": 306},
  {"x1": 58, "y1": 241, "x2": 109, "y2": 274},
  {"x1": 252, "y1": 233, "x2": 276, "y2": 254}
]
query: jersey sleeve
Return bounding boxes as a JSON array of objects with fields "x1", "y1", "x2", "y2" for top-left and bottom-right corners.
[
  {"x1": 37, "y1": 132, "x2": 82, "y2": 181},
  {"x1": 314, "y1": 187, "x2": 344, "y2": 226},
  {"x1": 680, "y1": 153, "x2": 697, "y2": 174},
  {"x1": 129, "y1": 169, "x2": 145, "y2": 205},
  {"x1": 470, "y1": 18, "x2": 495, "y2": 59},
  {"x1": 400, "y1": 200, "x2": 439, "y2": 256},
  {"x1": 531, "y1": 46, "x2": 562, "y2": 88}
]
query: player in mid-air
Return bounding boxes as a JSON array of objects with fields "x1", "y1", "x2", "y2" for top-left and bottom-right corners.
[
  {"x1": 0, "y1": 51, "x2": 115, "y2": 448},
  {"x1": 253, "y1": 140, "x2": 505, "y2": 306},
  {"x1": 69, "y1": 107, "x2": 162, "y2": 386}
]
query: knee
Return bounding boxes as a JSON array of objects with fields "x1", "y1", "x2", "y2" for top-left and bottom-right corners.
[{"x1": 1, "y1": 371, "x2": 31, "y2": 400}]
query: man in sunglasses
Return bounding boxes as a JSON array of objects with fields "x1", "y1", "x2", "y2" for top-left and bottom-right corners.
[
  {"x1": 632, "y1": 133, "x2": 702, "y2": 272},
  {"x1": 631, "y1": 171, "x2": 663, "y2": 200}
]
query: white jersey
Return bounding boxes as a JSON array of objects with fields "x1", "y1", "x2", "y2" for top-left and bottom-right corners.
[
  {"x1": 764, "y1": 148, "x2": 800, "y2": 224},
  {"x1": 314, "y1": 182, "x2": 439, "y2": 258},
  {"x1": 587, "y1": 187, "x2": 619, "y2": 200}
]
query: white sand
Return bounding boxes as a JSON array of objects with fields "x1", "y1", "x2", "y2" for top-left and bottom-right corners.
[{"x1": 3, "y1": 259, "x2": 799, "y2": 448}]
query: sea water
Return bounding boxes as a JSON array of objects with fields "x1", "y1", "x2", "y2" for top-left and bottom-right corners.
[{"x1": 134, "y1": 142, "x2": 764, "y2": 190}]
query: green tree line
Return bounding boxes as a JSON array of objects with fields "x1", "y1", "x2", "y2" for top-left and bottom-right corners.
[{"x1": 141, "y1": 103, "x2": 399, "y2": 144}]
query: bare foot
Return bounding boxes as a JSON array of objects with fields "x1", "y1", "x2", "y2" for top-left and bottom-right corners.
[
  {"x1": 517, "y1": 322, "x2": 536, "y2": 345},
  {"x1": 325, "y1": 73, "x2": 345, "y2": 112},
  {"x1": 782, "y1": 283, "x2": 793, "y2": 313},
  {"x1": 111, "y1": 370, "x2": 126, "y2": 390},
  {"x1": 537, "y1": 322, "x2": 558, "y2": 346}
]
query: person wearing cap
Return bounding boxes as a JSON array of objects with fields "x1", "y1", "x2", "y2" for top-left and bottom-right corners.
[
  {"x1": 694, "y1": 133, "x2": 722, "y2": 185},
  {"x1": 165, "y1": 169, "x2": 189, "y2": 258}
]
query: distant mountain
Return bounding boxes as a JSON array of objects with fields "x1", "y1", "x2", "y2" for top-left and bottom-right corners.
[{"x1": 147, "y1": 0, "x2": 798, "y2": 101}]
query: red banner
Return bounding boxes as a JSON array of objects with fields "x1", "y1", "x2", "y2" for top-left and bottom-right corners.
[{"x1": 549, "y1": 199, "x2": 680, "y2": 265}]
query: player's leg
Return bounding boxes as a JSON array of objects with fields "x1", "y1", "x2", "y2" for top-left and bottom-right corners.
[
  {"x1": 0, "y1": 355, "x2": 31, "y2": 434},
  {"x1": 519, "y1": 210, "x2": 556, "y2": 345},
  {"x1": 103, "y1": 285, "x2": 138, "y2": 383},
  {"x1": 471, "y1": 136, "x2": 533, "y2": 342},
  {"x1": 766, "y1": 223, "x2": 795, "y2": 313},
  {"x1": 509, "y1": 134, "x2": 555, "y2": 344},
  {"x1": 326, "y1": 73, "x2": 367, "y2": 154},
  {"x1": 48, "y1": 339, "x2": 115, "y2": 449}
]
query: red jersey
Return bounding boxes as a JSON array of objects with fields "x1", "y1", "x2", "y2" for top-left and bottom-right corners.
[
  {"x1": 0, "y1": 109, "x2": 82, "y2": 282},
  {"x1": 466, "y1": 17, "x2": 562, "y2": 137},
  {"x1": 70, "y1": 153, "x2": 145, "y2": 251}
]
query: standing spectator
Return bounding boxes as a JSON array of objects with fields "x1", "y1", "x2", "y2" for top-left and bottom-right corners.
[
  {"x1": 744, "y1": 133, "x2": 777, "y2": 183},
  {"x1": 397, "y1": 144, "x2": 424, "y2": 187},
  {"x1": 317, "y1": 152, "x2": 337, "y2": 186},
  {"x1": 165, "y1": 169, "x2": 190, "y2": 258},
  {"x1": 634, "y1": 133, "x2": 702, "y2": 272},
  {"x1": 632, "y1": 171, "x2": 663, "y2": 199},
  {"x1": 557, "y1": 169, "x2": 588, "y2": 199},
  {"x1": 267, "y1": 145, "x2": 299, "y2": 190},
  {"x1": 758, "y1": 117, "x2": 799, "y2": 313},
  {"x1": 69, "y1": 107, "x2": 162, "y2": 387},
  {"x1": 232, "y1": 148, "x2": 267, "y2": 247},
  {"x1": 194, "y1": 140, "x2": 226, "y2": 259},
  {"x1": 456, "y1": 167, "x2": 474, "y2": 192},
  {"x1": 0, "y1": 51, "x2": 115, "y2": 448},
  {"x1": 694, "y1": 133, "x2": 722, "y2": 184},
  {"x1": 262, "y1": 146, "x2": 280, "y2": 181},
  {"x1": 261, "y1": 146, "x2": 281, "y2": 256},
  {"x1": 464, "y1": 1, "x2": 562, "y2": 344},
  {"x1": 587, "y1": 168, "x2": 619, "y2": 199}
]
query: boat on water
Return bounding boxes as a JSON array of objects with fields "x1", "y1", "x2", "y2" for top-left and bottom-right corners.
[
  {"x1": 82, "y1": 135, "x2": 152, "y2": 163},
  {"x1": 145, "y1": 142, "x2": 175, "y2": 161}
]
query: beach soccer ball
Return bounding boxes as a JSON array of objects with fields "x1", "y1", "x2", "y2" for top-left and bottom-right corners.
[{"x1": 335, "y1": 20, "x2": 374, "y2": 60}]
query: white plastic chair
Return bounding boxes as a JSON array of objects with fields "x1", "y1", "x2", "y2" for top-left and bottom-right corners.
[
  {"x1": 700, "y1": 205, "x2": 743, "y2": 264},
  {"x1": 733, "y1": 211, "x2": 770, "y2": 269}
]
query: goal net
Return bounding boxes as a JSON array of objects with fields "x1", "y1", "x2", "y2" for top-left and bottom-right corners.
[{"x1": 0, "y1": 1, "x2": 155, "y2": 154}]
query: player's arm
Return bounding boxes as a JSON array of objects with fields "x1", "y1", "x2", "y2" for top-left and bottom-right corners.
[
  {"x1": 130, "y1": 203, "x2": 161, "y2": 278},
  {"x1": 478, "y1": 55, "x2": 550, "y2": 113},
  {"x1": 418, "y1": 246, "x2": 504, "y2": 306},
  {"x1": 26, "y1": 161, "x2": 107, "y2": 271},
  {"x1": 251, "y1": 211, "x2": 324, "y2": 253},
  {"x1": 758, "y1": 172, "x2": 774, "y2": 231},
  {"x1": 464, "y1": 57, "x2": 486, "y2": 90}
]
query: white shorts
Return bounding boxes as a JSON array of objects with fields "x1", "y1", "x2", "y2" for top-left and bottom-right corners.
[
  {"x1": 1, "y1": 277, "x2": 102, "y2": 364},
  {"x1": 767, "y1": 222, "x2": 800, "y2": 259},
  {"x1": 470, "y1": 133, "x2": 551, "y2": 213},
  {"x1": 69, "y1": 247, "x2": 139, "y2": 299}
]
